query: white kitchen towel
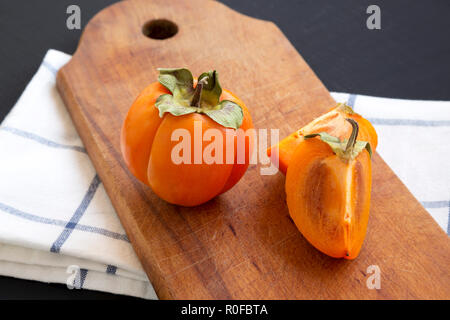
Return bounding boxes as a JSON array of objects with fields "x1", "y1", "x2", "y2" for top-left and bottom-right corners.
[
  {"x1": 0, "y1": 50, "x2": 448, "y2": 299},
  {"x1": 0, "y1": 50, "x2": 156, "y2": 299}
]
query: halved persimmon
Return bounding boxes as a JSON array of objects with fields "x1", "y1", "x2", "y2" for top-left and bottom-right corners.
[
  {"x1": 286, "y1": 119, "x2": 372, "y2": 259},
  {"x1": 268, "y1": 103, "x2": 377, "y2": 174}
]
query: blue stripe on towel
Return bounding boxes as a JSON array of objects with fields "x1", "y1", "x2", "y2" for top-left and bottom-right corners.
[
  {"x1": 347, "y1": 94, "x2": 357, "y2": 108},
  {"x1": 421, "y1": 200, "x2": 449, "y2": 208},
  {"x1": 50, "y1": 175, "x2": 101, "y2": 253},
  {"x1": 79, "y1": 269, "x2": 88, "y2": 288},
  {"x1": 0, "y1": 126, "x2": 86, "y2": 153},
  {"x1": 367, "y1": 118, "x2": 450, "y2": 127},
  {"x1": 0, "y1": 202, "x2": 68, "y2": 227},
  {"x1": 340, "y1": 94, "x2": 450, "y2": 127},
  {"x1": 0, "y1": 201, "x2": 129, "y2": 242},
  {"x1": 447, "y1": 197, "x2": 450, "y2": 236},
  {"x1": 71, "y1": 224, "x2": 129, "y2": 242},
  {"x1": 73, "y1": 268, "x2": 88, "y2": 289},
  {"x1": 106, "y1": 265, "x2": 117, "y2": 275},
  {"x1": 42, "y1": 60, "x2": 58, "y2": 75}
]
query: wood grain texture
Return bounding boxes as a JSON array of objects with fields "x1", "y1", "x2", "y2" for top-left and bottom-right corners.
[{"x1": 56, "y1": 0, "x2": 450, "y2": 299}]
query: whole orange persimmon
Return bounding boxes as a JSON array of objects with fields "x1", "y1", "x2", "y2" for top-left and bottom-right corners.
[{"x1": 121, "y1": 68, "x2": 254, "y2": 206}]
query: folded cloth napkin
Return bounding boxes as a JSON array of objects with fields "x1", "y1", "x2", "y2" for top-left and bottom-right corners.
[
  {"x1": 0, "y1": 50, "x2": 156, "y2": 299},
  {"x1": 0, "y1": 49, "x2": 448, "y2": 299}
]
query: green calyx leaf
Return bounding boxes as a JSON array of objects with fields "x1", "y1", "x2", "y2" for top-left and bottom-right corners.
[
  {"x1": 155, "y1": 68, "x2": 244, "y2": 129},
  {"x1": 158, "y1": 68, "x2": 194, "y2": 101},
  {"x1": 304, "y1": 119, "x2": 372, "y2": 161},
  {"x1": 198, "y1": 70, "x2": 222, "y2": 107},
  {"x1": 155, "y1": 94, "x2": 197, "y2": 117},
  {"x1": 304, "y1": 132, "x2": 372, "y2": 160},
  {"x1": 204, "y1": 100, "x2": 243, "y2": 129}
]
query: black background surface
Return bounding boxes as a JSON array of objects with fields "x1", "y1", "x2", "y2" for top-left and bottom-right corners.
[{"x1": 0, "y1": 0, "x2": 449, "y2": 299}]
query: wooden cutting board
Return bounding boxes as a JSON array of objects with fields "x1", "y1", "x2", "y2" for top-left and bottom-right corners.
[{"x1": 57, "y1": 0, "x2": 450, "y2": 299}]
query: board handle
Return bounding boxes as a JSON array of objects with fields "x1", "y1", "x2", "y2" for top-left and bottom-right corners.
[{"x1": 71, "y1": 0, "x2": 277, "y2": 58}]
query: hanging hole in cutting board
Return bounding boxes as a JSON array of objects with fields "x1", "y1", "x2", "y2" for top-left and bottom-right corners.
[{"x1": 142, "y1": 19, "x2": 178, "y2": 40}]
